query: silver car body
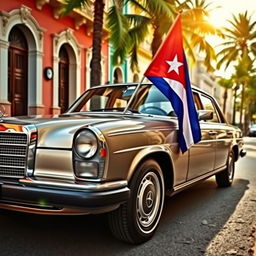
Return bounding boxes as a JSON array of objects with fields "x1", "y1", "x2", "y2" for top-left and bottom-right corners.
[{"x1": 0, "y1": 83, "x2": 244, "y2": 216}]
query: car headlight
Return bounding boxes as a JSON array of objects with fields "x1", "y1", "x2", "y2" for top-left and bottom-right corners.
[{"x1": 74, "y1": 130, "x2": 98, "y2": 159}]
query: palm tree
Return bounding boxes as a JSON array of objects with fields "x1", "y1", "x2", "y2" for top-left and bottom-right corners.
[
  {"x1": 217, "y1": 77, "x2": 233, "y2": 115},
  {"x1": 232, "y1": 54, "x2": 254, "y2": 131},
  {"x1": 179, "y1": 0, "x2": 224, "y2": 71},
  {"x1": 62, "y1": 0, "x2": 173, "y2": 83},
  {"x1": 62, "y1": 0, "x2": 105, "y2": 87},
  {"x1": 217, "y1": 11, "x2": 256, "y2": 70},
  {"x1": 107, "y1": 0, "x2": 175, "y2": 72},
  {"x1": 109, "y1": 0, "x2": 223, "y2": 72},
  {"x1": 244, "y1": 75, "x2": 256, "y2": 133},
  {"x1": 62, "y1": 0, "x2": 173, "y2": 85},
  {"x1": 217, "y1": 12, "x2": 256, "y2": 131}
]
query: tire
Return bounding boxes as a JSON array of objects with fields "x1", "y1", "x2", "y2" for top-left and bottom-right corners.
[
  {"x1": 108, "y1": 159, "x2": 165, "y2": 244},
  {"x1": 215, "y1": 151, "x2": 235, "y2": 187}
]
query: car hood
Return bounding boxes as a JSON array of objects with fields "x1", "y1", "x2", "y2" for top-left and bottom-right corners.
[{"x1": 1, "y1": 113, "x2": 177, "y2": 149}]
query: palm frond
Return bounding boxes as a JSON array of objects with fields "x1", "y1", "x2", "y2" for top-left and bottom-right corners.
[
  {"x1": 124, "y1": 14, "x2": 151, "y2": 27},
  {"x1": 217, "y1": 49, "x2": 238, "y2": 70},
  {"x1": 142, "y1": 0, "x2": 173, "y2": 18},
  {"x1": 251, "y1": 42, "x2": 256, "y2": 56},
  {"x1": 107, "y1": 5, "x2": 130, "y2": 50},
  {"x1": 129, "y1": 44, "x2": 139, "y2": 72},
  {"x1": 112, "y1": 47, "x2": 128, "y2": 66},
  {"x1": 128, "y1": 0, "x2": 150, "y2": 15},
  {"x1": 61, "y1": 0, "x2": 90, "y2": 15},
  {"x1": 183, "y1": 35, "x2": 197, "y2": 64},
  {"x1": 184, "y1": 20, "x2": 224, "y2": 37},
  {"x1": 128, "y1": 18, "x2": 151, "y2": 45}
]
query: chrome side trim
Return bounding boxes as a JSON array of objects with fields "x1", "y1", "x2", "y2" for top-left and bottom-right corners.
[
  {"x1": 108, "y1": 128, "x2": 177, "y2": 137},
  {"x1": 173, "y1": 166, "x2": 226, "y2": 192},
  {"x1": 113, "y1": 143, "x2": 175, "y2": 154},
  {"x1": 114, "y1": 145, "x2": 149, "y2": 154},
  {"x1": 0, "y1": 203, "x2": 119, "y2": 215},
  {"x1": 19, "y1": 178, "x2": 127, "y2": 192}
]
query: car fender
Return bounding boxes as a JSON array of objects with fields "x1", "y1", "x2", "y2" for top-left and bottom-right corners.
[{"x1": 126, "y1": 144, "x2": 175, "y2": 186}]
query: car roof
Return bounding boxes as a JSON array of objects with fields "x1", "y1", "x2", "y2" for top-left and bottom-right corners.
[{"x1": 91, "y1": 82, "x2": 208, "y2": 95}]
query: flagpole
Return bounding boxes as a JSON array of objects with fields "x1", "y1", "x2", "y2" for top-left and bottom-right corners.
[{"x1": 123, "y1": 76, "x2": 145, "y2": 114}]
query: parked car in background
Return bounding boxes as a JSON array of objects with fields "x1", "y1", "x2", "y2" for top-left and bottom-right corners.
[
  {"x1": 0, "y1": 83, "x2": 246, "y2": 244},
  {"x1": 248, "y1": 124, "x2": 256, "y2": 137}
]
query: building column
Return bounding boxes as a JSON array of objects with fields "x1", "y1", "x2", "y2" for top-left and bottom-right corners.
[
  {"x1": 0, "y1": 39, "x2": 11, "y2": 115},
  {"x1": 28, "y1": 51, "x2": 44, "y2": 115},
  {"x1": 51, "y1": 55, "x2": 61, "y2": 114},
  {"x1": 28, "y1": 50, "x2": 45, "y2": 115}
]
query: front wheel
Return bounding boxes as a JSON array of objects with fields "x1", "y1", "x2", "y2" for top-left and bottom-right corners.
[
  {"x1": 215, "y1": 151, "x2": 235, "y2": 187},
  {"x1": 108, "y1": 159, "x2": 165, "y2": 244}
]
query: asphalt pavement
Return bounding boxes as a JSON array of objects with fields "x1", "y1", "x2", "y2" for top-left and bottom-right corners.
[{"x1": 0, "y1": 138, "x2": 255, "y2": 256}]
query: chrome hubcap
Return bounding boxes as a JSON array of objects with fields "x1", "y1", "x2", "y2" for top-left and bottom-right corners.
[{"x1": 136, "y1": 171, "x2": 161, "y2": 232}]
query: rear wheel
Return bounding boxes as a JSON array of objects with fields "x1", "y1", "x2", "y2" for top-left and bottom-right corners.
[
  {"x1": 108, "y1": 159, "x2": 165, "y2": 244},
  {"x1": 215, "y1": 151, "x2": 235, "y2": 187}
]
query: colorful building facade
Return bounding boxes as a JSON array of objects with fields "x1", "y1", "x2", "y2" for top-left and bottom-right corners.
[{"x1": 0, "y1": 0, "x2": 109, "y2": 116}]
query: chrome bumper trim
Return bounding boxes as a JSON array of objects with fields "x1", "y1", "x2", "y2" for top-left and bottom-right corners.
[
  {"x1": 0, "y1": 202, "x2": 119, "y2": 215},
  {"x1": 19, "y1": 178, "x2": 128, "y2": 192}
]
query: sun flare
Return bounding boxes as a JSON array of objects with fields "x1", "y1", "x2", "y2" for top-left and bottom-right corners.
[{"x1": 206, "y1": 10, "x2": 228, "y2": 29}]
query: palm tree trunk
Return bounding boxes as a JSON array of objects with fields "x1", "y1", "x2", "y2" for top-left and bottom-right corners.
[
  {"x1": 232, "y1": 85, "x2": 238, "y2": 125},
  {"x1": 90, "y1": 0, "x2": 105, "y2": 87},
  {"x1": 244, "y1": 101, "x2": 253, "y2": 135},
  {"x1": 151, "y1": 20, "x2": 162, "y2": 56},
  {"x1": 239, "y1": 83, "x2": 245, "y2": 131},
  {"x1": 223, "y1": 88, "x2": 228, "y2": 114}
]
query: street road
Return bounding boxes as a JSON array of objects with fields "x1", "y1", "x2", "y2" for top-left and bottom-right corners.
[{"x1": 0, "y1": 138, "x2": 255, "y2": 256}]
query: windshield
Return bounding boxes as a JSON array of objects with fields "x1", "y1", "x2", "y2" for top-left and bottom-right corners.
[{"x1": 68, "y1": 84, "x2": 175, "y2": 116}]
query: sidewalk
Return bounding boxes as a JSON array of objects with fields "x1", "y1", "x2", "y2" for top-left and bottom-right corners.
[{"x1": 205, "y1": 138, "x2": 256, "y2": 256}]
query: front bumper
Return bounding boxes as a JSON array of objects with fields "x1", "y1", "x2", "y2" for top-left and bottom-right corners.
[{"x1": 0, "y1": 178, "x2": 130, "y2": 215}]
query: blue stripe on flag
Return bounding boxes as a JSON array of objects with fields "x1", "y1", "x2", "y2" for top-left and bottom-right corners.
[{"x1": 146, "y1": 76, "x2": 188, "y2": 152}]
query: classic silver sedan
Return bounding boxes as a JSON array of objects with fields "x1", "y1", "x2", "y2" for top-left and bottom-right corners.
[{"x1": 0, "y1": 83, "x2": 245, "y2": 244}]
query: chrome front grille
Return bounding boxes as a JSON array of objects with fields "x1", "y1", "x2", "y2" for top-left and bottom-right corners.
[{"x1": 0, "y1": 132, "x2": 28, "y2": 178}]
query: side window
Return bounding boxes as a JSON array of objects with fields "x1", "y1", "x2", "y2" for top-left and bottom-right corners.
[
  {"x1": 200, "y1": 95, "x2": 220, "y2": 123},
  {"x1": 138, "y1": 85, "x2": 175, "y2": 116},
  {"x1": 193, "y1": 92, "x2": 203, "y2": 110}
]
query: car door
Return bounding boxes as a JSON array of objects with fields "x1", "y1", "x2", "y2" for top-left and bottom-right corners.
[
  {"x1": 187, "y1": 92, "x2": 217, "y2": 180},
  {"x1": 210, "y1": 98, "x2": 231, "y2": 170}
]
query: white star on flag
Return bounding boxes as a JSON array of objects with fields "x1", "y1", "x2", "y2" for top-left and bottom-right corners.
[{"x1": 166, "y1": 54, "x2": 183, "y2": 74}]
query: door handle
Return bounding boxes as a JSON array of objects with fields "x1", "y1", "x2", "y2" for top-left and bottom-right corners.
[{"x1": 208, "y1": 131, "x2": 217, "y2": 136}]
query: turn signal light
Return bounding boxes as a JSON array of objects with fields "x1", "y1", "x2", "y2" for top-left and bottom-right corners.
[
  {"x1": 0, "y1": 125, "x2": 7, "y2": 131},
  {"x1": 100, "y1": 148, "x2": 107, "y2": 158},
  {"x1": 30, "y1": 132, "x2": 37, "y2": 142}
]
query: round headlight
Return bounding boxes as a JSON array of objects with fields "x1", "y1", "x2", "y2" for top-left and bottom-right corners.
[{"x1": 75, "y1": 130, "x2": 98, "y2": 158}]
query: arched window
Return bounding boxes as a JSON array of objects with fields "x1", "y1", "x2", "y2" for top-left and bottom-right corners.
[
  {"x1": 8, "y1": 26, "x2": 28, "y2": 116},
  {"x1": 113, "y1": 67, "x2": 123, "y2": 83},
  {"x1": 59, "y1": 45, "x2": 70, "y2": 113}
]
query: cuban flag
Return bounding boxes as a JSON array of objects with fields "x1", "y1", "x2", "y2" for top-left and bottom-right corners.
[{"x1": 144, "y1": 14, "x2": 201, "y2": 153}]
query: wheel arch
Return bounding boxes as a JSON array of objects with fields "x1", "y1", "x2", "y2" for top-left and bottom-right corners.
[
  {"x1": 127, "y1": 148, "x2": 174, "y2": 191},
  {"x1": 231, "y1": 144, "x2": 239, "y2": 162}
]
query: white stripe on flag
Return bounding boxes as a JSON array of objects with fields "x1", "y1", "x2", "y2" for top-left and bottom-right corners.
[{"x1": 163, "y1": 78, "x2": 194, "y2": 149}]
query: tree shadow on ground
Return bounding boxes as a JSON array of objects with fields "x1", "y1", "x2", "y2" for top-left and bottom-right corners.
[{"x1": 0, "y1": 177, "x2": 249, "y2": 256}]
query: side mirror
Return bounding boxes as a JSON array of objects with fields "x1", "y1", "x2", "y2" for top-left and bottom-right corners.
[{"x1": 198, "y1": 110, "x2": 213, "y2": 121}]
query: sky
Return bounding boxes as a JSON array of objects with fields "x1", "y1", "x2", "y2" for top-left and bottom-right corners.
[
  {"x1": 205, "y1": 0, "x2": 256, "y2": 77},
  {"x1": 208, "y1": 0, "x2": 256, "y2": 27}
]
